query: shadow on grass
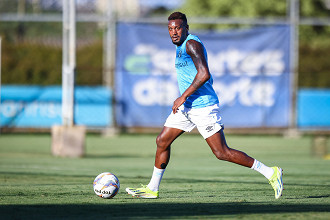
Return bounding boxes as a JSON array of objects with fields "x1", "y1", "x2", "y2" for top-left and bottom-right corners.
[
  {"x1": 2, "y1": 170, "x2": 330, "y2": 189},
  {"x1": 85, "y1": 153, "x2": 154, "y2": 159},
  {"x1": 1, "y1": 203, "x2": 329, "y2": 219}
]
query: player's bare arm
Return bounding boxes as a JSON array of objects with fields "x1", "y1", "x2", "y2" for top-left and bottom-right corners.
[
  {"x1": 187, "y1": 40, "x2": 211, "y2": 89},
  {"x1": 172, "y1": 40, "x2": 211, "y2": 113}
]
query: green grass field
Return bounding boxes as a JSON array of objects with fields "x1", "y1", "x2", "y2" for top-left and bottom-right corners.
[{"x1": 0, "y1": 133, "x2": 329, "y2": 219}]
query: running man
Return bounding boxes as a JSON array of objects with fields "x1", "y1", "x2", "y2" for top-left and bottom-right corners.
[{"x1": 126, "y1": 12, "x2": 283, "y2": 199}]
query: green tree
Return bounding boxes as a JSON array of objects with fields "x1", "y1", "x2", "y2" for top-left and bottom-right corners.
[{"x1": 181, "y1": 0, "x2": 287, "y2": 29}]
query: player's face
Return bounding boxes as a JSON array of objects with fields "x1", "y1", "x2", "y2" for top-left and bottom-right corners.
[{"x1": 168, "y1": 19, "x2": 188, "y2": 46}]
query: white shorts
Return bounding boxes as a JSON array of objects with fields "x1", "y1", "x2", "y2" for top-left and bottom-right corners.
[{"x1": 164, "y1": 103, "x2": 223, "y2": 139}]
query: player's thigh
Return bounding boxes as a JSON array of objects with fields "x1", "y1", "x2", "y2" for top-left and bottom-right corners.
[{"x1": 206, "y1": 129, "x2": 228, "y2": 151}]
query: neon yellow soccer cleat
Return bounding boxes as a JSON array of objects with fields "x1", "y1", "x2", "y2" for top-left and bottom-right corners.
[
  {"x1": 126, "y1": 185, "x2": 159, "y2": 199},
  {"x1": 269, "y1": 167, "x2": 283, "y2": 199}
]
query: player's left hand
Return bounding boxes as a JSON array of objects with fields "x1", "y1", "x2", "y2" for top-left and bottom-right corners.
[{"x1": 172, "y1": 96, "x2": 186, "y2": 114}]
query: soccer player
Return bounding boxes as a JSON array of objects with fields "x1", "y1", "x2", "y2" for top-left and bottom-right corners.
[{"x1": 126, "y1": 12, "x2": 283, "y2": 199}]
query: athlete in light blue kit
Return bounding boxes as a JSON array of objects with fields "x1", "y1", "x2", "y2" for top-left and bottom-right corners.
[{"x1": 126, "y1": 12, "x2": 283, "y2": 199}]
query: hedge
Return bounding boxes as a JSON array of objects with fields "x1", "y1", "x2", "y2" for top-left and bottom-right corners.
[{"x1": 1, "y1": 40, "x2": 103, "y2": 85}]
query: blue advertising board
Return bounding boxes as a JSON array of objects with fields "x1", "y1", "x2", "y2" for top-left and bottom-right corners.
[
  {"x1": 115, "y1": 23, "x2": 291, "y2": 128},
  {"x1": 1, "y1": 86, "x2": 112, "y2": 128},
  {"x1": 297, "y1": 89, "x2": 330, "y2": 128}
]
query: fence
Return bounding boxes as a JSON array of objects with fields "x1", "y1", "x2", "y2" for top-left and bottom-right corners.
[{"x1": 0, "y1": 0, "x2": 329, "y2": 133}]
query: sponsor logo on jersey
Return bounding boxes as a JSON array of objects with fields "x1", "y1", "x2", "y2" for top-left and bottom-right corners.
[{"x1": 175, "y1": 60, "x2": 188, "y2": 68}]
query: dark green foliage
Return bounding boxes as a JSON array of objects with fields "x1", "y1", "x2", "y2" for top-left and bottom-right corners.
[
  {"x1": 76, "y1": 42, "x2": 103, "y2": 85},
  {"x1": 0, "y1": 21, "x2": 103, "y2": 85},
  {"x1": 1, "y1": 40, "x2": 103, "y2": 85},
  {"x1": 299, "y1": 44, "x2": 330, "y2": 88},
  {"x1": 2, "y1": 42, "x2": 61, "y2": 85}
]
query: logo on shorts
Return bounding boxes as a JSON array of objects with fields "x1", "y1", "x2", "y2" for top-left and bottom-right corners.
[{"x1": 205, "y1": 126, "x2": 214, "y2": 132}]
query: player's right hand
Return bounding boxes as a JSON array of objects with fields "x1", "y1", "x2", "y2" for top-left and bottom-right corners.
[{"x1": 172, "y1": 96, "x2": 186, "y2": 114}]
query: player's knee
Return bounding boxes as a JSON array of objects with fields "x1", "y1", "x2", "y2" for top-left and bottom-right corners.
[
  {"x1": 156, "y1": 134, "x2": 162, "y2": 146},
  {"x1": 156, "y1": 134, "x2": 167, "y2": 150},
  {"x1": 213, "y1": 151, "x2": 226, "y2": 160},
  {"x1": 213, "y1": 148, "x2": 231, "y2": 161}
]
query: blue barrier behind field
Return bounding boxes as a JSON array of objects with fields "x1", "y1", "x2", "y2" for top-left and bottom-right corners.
[
  {"x1": 297, "y1": 89, "x2": 330, "y2": 128},
  {"x1": 1, "y1": 85, "x2": 329, "y2": 129},
  {"x1": 0, "y1": 85, "x2": 112, "y2": 128}
]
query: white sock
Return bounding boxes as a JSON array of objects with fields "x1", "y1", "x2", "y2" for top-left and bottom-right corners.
[
  {"x1": 251, "y1": 159, "x2": 274, "y2": 180},
  {"x1": 147, "y1": 166, "x2": 165, "y2": 192}
]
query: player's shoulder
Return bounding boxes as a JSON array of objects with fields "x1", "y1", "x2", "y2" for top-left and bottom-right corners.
[
  {"x1": 186, "y1": 37, "x2": 204, "y2": 54},
  {"x1": 186, "y1": 39, "x2": 202, "y2": 50}
]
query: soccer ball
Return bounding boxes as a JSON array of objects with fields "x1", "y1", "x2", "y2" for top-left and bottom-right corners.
[{"x1": 93, "y1": 172, "x2": 120, "y2": 199}]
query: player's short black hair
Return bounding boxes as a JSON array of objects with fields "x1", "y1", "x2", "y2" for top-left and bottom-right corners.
[{"x1": 168, "y1": 12, "x2": 188, "y2": 25}]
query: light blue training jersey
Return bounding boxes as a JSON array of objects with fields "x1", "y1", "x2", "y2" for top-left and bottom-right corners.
[{"x1": 175, "y1": 34, "x2": 219, "y2": 108}]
